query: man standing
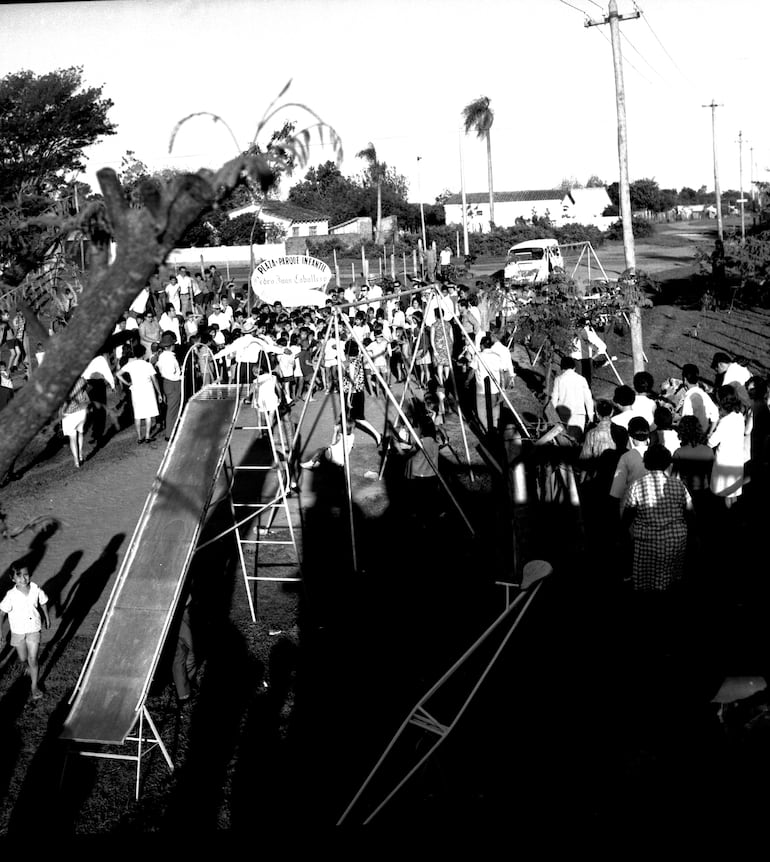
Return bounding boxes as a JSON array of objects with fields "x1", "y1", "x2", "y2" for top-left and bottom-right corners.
[
  {"x1": 678, "y1": 363, "x2": 719, "y2": 436},
  {"x1": 550, "y1": 356, "x2": 594, "y2": 442},
  {"x1": 472, "y1": 335, "x2": 505, "y2": 432},
  {"x1": 711, "y1": 351, "x2": 751, "y2": 405},
  {"x1": 164, "y1": 275, "x2": 181, "y2": 315},
  {"x1": 176, "y1": 266, "x2": 194, "y2": 315},
  {"x1": 439, "y1": 245, "x2": 452, "y2": 281},
  {"x1": 207, "y1": 265, "x2": 224, "y2": 301},
  {"x1": 157, "y1": 331, "x2": 183, "y2": 440}
]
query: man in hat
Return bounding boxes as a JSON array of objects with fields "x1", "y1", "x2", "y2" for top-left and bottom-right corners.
[
  {"x1": 212, "y1": 316, "x2": 277, "y2": 402},
  {"x1": 157, "y1": 331, "x2": 183, "y2": 440},
  {"x1": 207, "y1": 302, "x2": 231, "y2": 335},
  {"x1": 711, "y1": 351, "x2": 751, "y2": 405}
]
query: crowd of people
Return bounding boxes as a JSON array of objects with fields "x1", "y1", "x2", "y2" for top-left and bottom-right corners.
[
  {"x1": 44, "y1": 267, "x2": 516, "y2": 470},
  {"x1": 543, "y1": 347, "x2": 768, "y2": 604}
]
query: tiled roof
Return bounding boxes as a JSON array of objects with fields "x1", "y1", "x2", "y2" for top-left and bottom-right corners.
[
  {"x1": 228, "y1": 201, "x2": 329, "y2": 222},
  {"x1": 444, "y1": 190, "x2": 564, "y2": 205},
  {"x1": 260, "y1": 201, "x2": 329, "y2": 222}
]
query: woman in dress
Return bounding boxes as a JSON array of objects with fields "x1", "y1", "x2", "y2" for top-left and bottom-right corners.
[
  {"x1": 708, "y1": 384, "x2": 749, "y2": 507},
  {"x1": 343, "y1": 340, "x2": 381, "y2": 446},
  {"x1": 60, "y1": 375, "x2": 90, "y2": 467},
  {"x1": 429, "y1": 307, "x2": 453, "y2": 387},
  {"x1": 672, "y1": 415, "x2": 715, "y2": 498},
  {"x1": 138, "y1": 310, "x2": 162, "y2": 358},
  {"x1": 117, "y1": 343, "x2": 162, "y2": 443},
  {"x1": 623, "y1": 443, "x2": 693, "y2": 592}
]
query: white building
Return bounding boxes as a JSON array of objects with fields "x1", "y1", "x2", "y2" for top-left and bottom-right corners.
[
  {"x1": 227, "y1": 201, "x2": 329, "y2": 238},
  {"x1": 443, "y1": 187, "x2": 614, "y2": 232}
]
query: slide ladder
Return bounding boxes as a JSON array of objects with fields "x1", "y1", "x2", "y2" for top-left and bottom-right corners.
[{"x1": 226, "y1": 402, "x2": 301, "y2": 623}]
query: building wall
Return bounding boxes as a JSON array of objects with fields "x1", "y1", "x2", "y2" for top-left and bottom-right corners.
[
  {"x1": 444, "y1": 199, "x2": 563, "y2": 231},
  {"x1": 329, "y1": 216, "x2": 373, "y2": 239}
]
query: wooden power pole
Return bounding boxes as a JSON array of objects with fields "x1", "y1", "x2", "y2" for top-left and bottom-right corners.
[
  {"x1": 586, "y1": 0, "x2": 645, "y2": 373},
  {"x1": 703, "y1": 99, "x2": 724, "y2": 241}
]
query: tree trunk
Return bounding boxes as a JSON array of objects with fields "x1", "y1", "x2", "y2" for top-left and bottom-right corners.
[
  {"x1": 0, "y1": 157, "x2": 245, "y2": 483},
  {"x1": 486, "y1": 131, "x2": 495, "y2": 228},
  {"x1": 376, "y1": 180, "x2": 383, "y2": 246}
]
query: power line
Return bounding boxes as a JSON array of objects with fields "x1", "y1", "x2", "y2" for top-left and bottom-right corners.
[
  {"x1": 620, "y1": 30, "x2": 667, "y2": 82},
  {"x1": 590, "y1": 24, "x2": 653, "y2": 85},
  {"x1": 557, "y1": 0, "x2": 590, "y2": 17},
  {"x1": 634, "y1": 2, "x2": 695, "y2": 87}
]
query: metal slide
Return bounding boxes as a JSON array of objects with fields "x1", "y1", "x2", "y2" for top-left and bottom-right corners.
[{"x1": 61, "y1": 384, "x2": 240, "y2": 745}]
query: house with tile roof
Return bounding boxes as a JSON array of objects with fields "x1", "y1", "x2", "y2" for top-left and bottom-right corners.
[
  {"x1": 443, "y1": 187, "x2": 614, "y2": 232},
  {"x1": 227, "y1": 201, "x2": 330, "y2": 238}
]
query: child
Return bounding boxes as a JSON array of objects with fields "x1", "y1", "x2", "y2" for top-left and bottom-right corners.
[
  {"x1": 0, "y1": 361, "x2": 14, "y2": 409},
  {"x1": 0, "y1": 563, "x2": 50, "y2": 700},
  {"x1": 34, "y1": 341, "x2": 45, "y2": 368},
  {"x1": 276, "y1": 336, "x2": 296, "y2": 406}
]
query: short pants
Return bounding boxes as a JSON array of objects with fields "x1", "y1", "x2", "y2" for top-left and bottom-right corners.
[{"x1": 11, "y1": 630, "x2": 41, "y2": 648}]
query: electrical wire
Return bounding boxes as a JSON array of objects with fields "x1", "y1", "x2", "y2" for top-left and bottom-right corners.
[
  {"x1": 590, "y1": 24, "x2": 654, "y2": 85},
  {"x1": 620, "y1": 30, "x2": 667, "y2": 82},
  {"x1": 634, "y1": 2, "x2": 696, "y2": 88},
  {"x1": 557, "y1": 0, "x2": 590, "y2": 16}
]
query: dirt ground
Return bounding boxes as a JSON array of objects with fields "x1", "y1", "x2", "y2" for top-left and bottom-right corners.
[{"x1": 1, "y1": 218, "x2": 770, "y2": 835}]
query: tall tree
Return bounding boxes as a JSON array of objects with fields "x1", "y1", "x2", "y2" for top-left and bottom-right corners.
[
  {"x1": 0, "y1": 67, "x2": 116, "y2": 206},
  {"x1": 0, "y1": 82, "x2": 341, "y2": 482},
  {"x1": 356, "y1": 142, "x2": 385, "y2": 244},
  {"x1": 462, "y1": 96, "x2": 495, "y2": 226},
  {"x1": 0, "y1": 67, "x2": 116, "y2": 288}
]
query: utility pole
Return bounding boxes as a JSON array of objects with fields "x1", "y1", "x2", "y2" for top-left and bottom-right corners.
[
  {"x1": 458, "y1": 130, "x2": 470, "y2": 257},
  {"x1": 586, "y1": 0, "x2": 645, "y2": 373},
  {"x1": 703, "y1": 100, "x2": 724, "y2": 240},
  {"x1": 737, "y1": 131, "x2": 746, "y2": 242},
  {"x1": 416, "y1": 156, "x2": 427, "y2": 253}
]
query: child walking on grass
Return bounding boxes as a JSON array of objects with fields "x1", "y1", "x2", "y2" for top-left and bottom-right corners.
[{"x1": 0, "y1": 563, "x2": 50, "y2": 700}]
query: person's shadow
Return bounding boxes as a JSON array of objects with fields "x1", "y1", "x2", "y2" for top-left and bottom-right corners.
[
  {"x1": 39, "y1": 550, "x2": 82, "y2": 621},
  {"x1": 39, "y1": 534, "x2": 125, "y2": 681}
]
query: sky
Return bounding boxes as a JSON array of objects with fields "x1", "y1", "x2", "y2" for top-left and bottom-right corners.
[{"x1": 1, "y1": 0, "x2": 767, "y2": 205}]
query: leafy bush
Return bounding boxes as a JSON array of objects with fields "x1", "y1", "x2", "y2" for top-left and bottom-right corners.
[
  {"x1": 605, "y1": 218, "x2": 656, "y2": 240},
  {"x1": 553, "y1": 222, "x2": 606, "y2": 248}
]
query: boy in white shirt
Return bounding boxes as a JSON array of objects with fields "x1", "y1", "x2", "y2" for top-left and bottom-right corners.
[{"x1": 0, "y1": 564, "x2": 50, "y2": 700}]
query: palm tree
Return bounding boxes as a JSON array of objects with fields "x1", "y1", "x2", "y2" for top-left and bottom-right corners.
[
  {"x1": 462, "y1": 96, "x2": 495, "y2": 228},
  {"x1": 357, "y1": 142, "x2": 385, "y2": 245}
]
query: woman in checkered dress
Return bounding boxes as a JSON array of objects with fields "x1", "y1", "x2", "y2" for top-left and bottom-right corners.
[{"x1": 623, "y1": 443, "x2": 693, "y2": 592}]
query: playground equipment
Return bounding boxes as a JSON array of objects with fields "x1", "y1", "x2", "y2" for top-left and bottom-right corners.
[
  {"x1": 57, "y1": 281, "x2": 542, "y2": 799},
  {"x1": 60, "y1": 382, "x2": 242, "y2": 796},
  {"x1": 337, "y1": 559, "x2": 552, "y2": 824}
]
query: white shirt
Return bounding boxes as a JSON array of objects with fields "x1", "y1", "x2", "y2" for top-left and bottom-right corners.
[
  {"x1": 159, "y1": 312, "x2": 181, "y2": 343},
  {"x1": 681, "y1": 385, "x2": 719, "y2": 434},
  {"x1": 125, "y1": 316, "x2": 139, "y2": 332},
  {"x1": 82, "y1": 355, "x2": 116, "y2": 389},
  {"x1": 207, "y1": 311, "x2": 231, "y2": 332},
  {"x1": 129, "y1": 288, "x2": 150, "y2": 315},
  {"x1": 570, "y1": 326, "x2": 606, "y2": 360},
  {"x1": 550, "y1": 368, "x2": 594, "y2": 429},
  {"x1": 439, "y1": 248, "x2": 452, "y2": 266},
  {"x1": 631, "y1": 394, "x2": 656, "y2": 426},
  {"x1": 472, "y1": 349, "x2": 504, "y2": 395},
  {"x1": 164, "y1": 281, "x2": 181, "y2": 312},
  {"x1": 723, "y1": 362, "x2": 751, "y2": 388},
  {"x1": 213, "y1": 334, "x2": 276, "y2": 364},
  {"x1": 156, "y1": 349, "x2": 182, "y2": 382},
  {"x1": 489, "y1": 340, "x2": 515, "y2": 380},
  {"x1": 176, "y1": 273, "x2": 194, "y2": 296},
  {"x1": 0, "y1": 583, "x2": 48, "y2": 635}
]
